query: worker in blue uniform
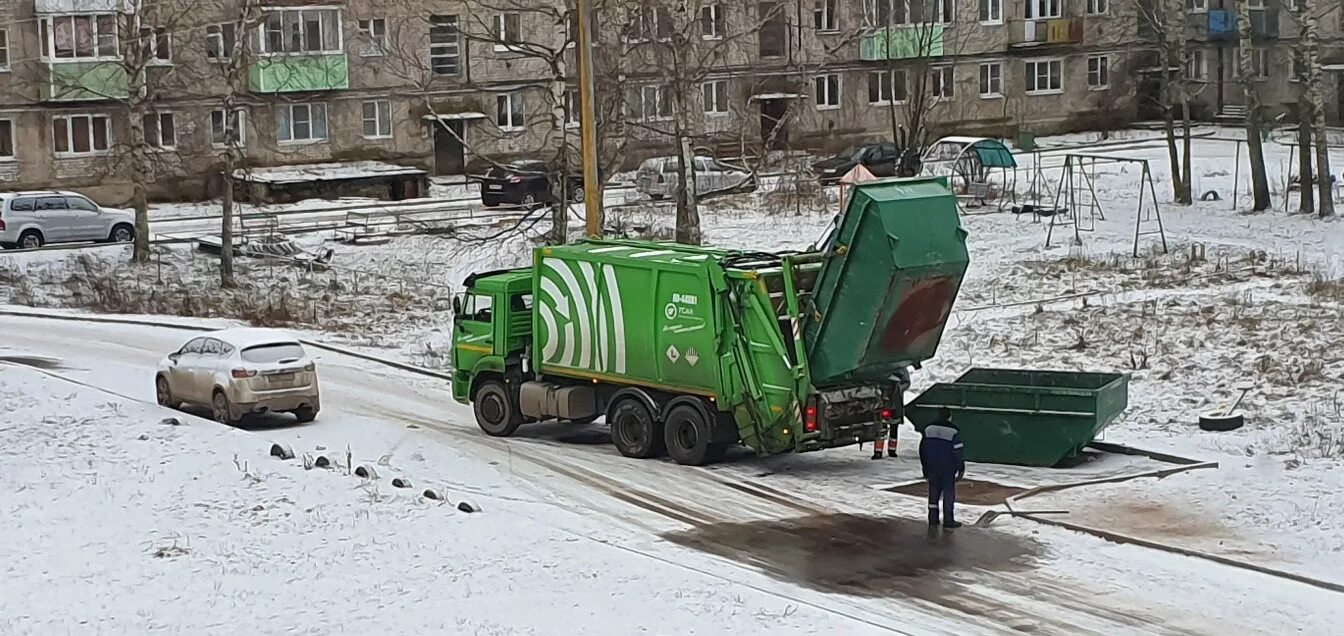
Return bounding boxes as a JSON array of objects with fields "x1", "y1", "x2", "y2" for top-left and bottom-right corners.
[{"x1": 919, "y1": 407, "x2": 965, "y2": 529}]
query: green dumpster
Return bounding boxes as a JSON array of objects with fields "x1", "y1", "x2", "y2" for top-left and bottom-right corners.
[{"x1": 905, "y1": 368, "x2": 1130, "y2": 467}]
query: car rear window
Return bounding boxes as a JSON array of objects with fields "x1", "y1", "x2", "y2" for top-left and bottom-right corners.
[
  {"x1": 10, "y1": 197, "x2": 35, "y2": 212},
  {"x1": 240, "y1": 342, "x2": 306, "y2": 363}
]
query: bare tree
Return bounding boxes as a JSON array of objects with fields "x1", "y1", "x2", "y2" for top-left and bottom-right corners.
[
  {"x1": 1235, "y1": 0, "x2": 1271, "y2": 211},
  {"x1": 1300, "y1": 0, "x2": 1334, "y2": 217}
]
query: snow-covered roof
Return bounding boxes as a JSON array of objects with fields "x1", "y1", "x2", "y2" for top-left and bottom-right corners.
[
  {"x1": 206, "y1": 328, "x2": 302, "y2": 349},
  {"x1": 750, "y1": 93, "x2": 804, "y2": 100},
  {"x1": 234, "y1": 161, "x2": 426, "y2": 185},
  {"x1": 933, "y1": 135, "x2": 994, "y2": 145},
  {"x1": 421, "y1": 112, "x2": 488, "y2": 121}
]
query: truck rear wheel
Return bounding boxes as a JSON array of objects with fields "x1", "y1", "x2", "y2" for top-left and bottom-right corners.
[
  {"x1": 609, "y1": 399, "x2": 663, "y2": 459},
  {"x1": 665, "y1": 404, "x2": 717, "y2": 466},
  {"x1": 474, "y1": 381, "x2": 523, "y2": 437}
]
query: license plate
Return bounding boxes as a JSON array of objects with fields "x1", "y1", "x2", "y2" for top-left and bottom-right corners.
[
  {"x1": 269, "y1": 373, "x2": 295, "y2": 383},
  {"x1": 488, "y1": 184, "x2": 503, "y2": 190}
]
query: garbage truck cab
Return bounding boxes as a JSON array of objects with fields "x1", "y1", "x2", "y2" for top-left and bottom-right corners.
[{"x1": 450, "y1": 270, "x2": 534, "y2": 404}]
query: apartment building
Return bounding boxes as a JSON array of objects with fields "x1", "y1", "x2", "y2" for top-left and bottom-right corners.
[{"x1": 2, "y1": 0, "x2": 1304, "y2": 202}]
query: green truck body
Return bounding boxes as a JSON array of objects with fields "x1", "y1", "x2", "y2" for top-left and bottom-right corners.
[{"x1": 451, "y1": 177, "x2": 970, "y2": 464}]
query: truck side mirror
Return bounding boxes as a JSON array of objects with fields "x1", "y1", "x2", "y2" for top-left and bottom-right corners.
[{"x1": 452, "y1": 295, "x2": 462, "y2": 315}]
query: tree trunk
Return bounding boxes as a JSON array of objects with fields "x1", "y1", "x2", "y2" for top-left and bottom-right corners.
[
  {"x1": 1162, "y1": 30, "x2": 1184, "y2": 202},
  {"x1": 548, "y1": 26, "x2": 571, "y2": 243},
  {"x1": 674, "y1": 131, "x2": 701, "y2": 245},
  {"x1": 1298, "y1": 103, "x2": 1315, "y2": 214},
  {"x1": 1235, "y1": 2, "x2": 1270, "y2": 211},
  {"x1": 220, "y1": 161, "x2": 236, "y2": 287},
  {"x1": 128, "y1": 112, "x2": 151, "y2": 262},
  {"x1": 1303, "y1": 0, "x2": 1334, "y2": 217},
  {"x1": 1177, "y1": 95, "x2": 1194, "y2": 204}
]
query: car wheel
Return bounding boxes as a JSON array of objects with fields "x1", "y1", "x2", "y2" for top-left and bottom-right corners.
[
  {"x1": 522, "y1": 193, "x2": 538, "y2": 206},
  {"x1": 483, "y1": 200, "x2": 500, "y2": 208},
  {"x1": 650, "y1": 194, "x2": 664, "y2": 201},
  {"x1": 570, "y1": 185, "x2": 585, "y2": 204},
  {"x1": 155, "y1": 375, "x2": 177, "y2": 409},
  {"x1": 18, "y1": 230, "x2": 43, "y2": 250},
  {"x1": 292, "y1": 406, "x2": 317, "y2": 424},
  {"x1": 212, "y1": 390, "x2": 235, "y2": 425},
  {"x1": 610, "y1": 399, "x2": 663, "y2": 459},
  {"x1": 109, "y1": 224, "x2": 135, "y2": 243},
  {"x1": 474, "y1": 380, "x2": 523, "y2": 436}
]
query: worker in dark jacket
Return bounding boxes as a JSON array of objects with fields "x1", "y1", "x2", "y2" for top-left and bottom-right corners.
[{"x1": 919, "y1": 407, "x2": 965, "y2": 529}]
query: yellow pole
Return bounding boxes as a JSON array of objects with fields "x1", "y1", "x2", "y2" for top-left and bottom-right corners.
[{"x1": 576, "y1": 0, "x2": 602, "y2": 237}]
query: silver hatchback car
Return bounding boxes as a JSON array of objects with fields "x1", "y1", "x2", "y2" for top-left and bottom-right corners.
[{"x1": 156, "y1": 328, "x2": 321, "y2": 424}]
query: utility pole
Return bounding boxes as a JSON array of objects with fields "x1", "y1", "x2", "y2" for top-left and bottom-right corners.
[{"x1": 576, "y1": 0, "x2": 603, "y2": 237}]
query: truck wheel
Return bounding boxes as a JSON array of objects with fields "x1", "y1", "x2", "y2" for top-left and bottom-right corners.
[
  {"x1": 664, "y1": 404, "x2": 715, "y2": 466},
  {"x1": 610, "y1": 399, "x2": 663, "y2": 458},
  {"x1": 474, "y1": 381, "x2": 523, "y2": 437}
]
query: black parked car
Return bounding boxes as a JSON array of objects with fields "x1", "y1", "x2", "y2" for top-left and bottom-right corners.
[
  {"x1": 810, "y1": 142, "x2": 901, "y2": 184},
  {"x1": 479, "y1": 160, "x2": 588, "y2": 207}
]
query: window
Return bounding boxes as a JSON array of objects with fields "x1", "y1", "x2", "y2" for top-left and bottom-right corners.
[
  {"x1": 139, "y1": 26, "x2": 172, "y2": 63},
  {"x1": 814, "y1": 0, "x2": 838, "y2": 31},
  {"x1": 1250, "y1": 49, "x2": 1270, "y2": 80},
  {"x1": 564, "y1": 89, "x2": 580, "y2": 127},
  {"x1": 1087, "y1": 0, "x2": 1108, "y2": 14},
  {"x1": 932, "y1": 66, "x2": 954, "y2": 99},
  {"x1": 1291, "y1": 51, "x2": 1306, "y2": 82},
  {"x1": 206, "y1": 24, "x2": 237, "y2": 61},
  {"x1": 42, "y1": 15, "x2": 118, "y2": 60},
  {"x1": 1185, "y1": 48, "x2": 1208, "y2": 81},
  {"x1": 628, "y1": 85, "x2": 671, "y2": 121},
  {"x1": 931, "y1": 0, "x2": 954, "y2": 24},
  {"x1": 463, "y1": 293, "x2": 493, "y2": 322},
  {"x1": 0, "y1": 119, "x2": 13, "y2": 159},
  {"x1": 759, "y1": 2, "x2": 786, "y2": 57},
  {"x1": 65, "y1": 195, "x2": 98, "y2": 212},
  {"x1": 494, "y1": 13, "x2": 521, "y2": 46},
  {"x1": 142, "y1": 112, "x2": 176, "y2": 149},
  {"x1": 701, "y1": 4, "x2": 724, "y2": 39},
  {"x1": 978, "y1": 62, "x2": 1002, "y2": 97},
  {"x1": 0, "y1": 29, "x2": 10, "y2": 71},
  {"x1": 868, "y1": 70, "x2": 907, "y2": 104},
  {"x1": 1087, "y1": 55, "x2": 1109, "y2": 89},
  {"x1": 814, "y1": 74, "x2": 841, "y2": 109},
  {"x1": 357, "y1": 18, "x2": 387, "y2": 57},
  {"x1": 979, "y1": 0, "x2": 1002, "y2": 23},
  {"x1": 632, "y1": 7, "x2": 673, "y2": 42},
  {"x1": 497, "y1": 92, "x2": 524, "y2": 131},
  {"x1": 261, "y1": 9, "x2": 341, "y2": 54},
  {"x1": 362, "y1": 100, "x2": 392, "y2": 138},
  {"x1": 276, "y1": 103, "x2": 329, "y2": 143},
  {"x1": 1025, "y1": 58, "x2": 1063, "y2": 94},
  {"x1": 52, "y1": 114, "x2": 111, "y2": 155},
  {"x1": 703, "y1": 80, "x2": 729, "y2": 114},
  {"x1": 211, "y1": 108, "x2": 247, "y2": 147},
  {"x1": 1025, "y1": 0, "x2": 1063, "y2": 19},
  {"x1": 429, "y1": 15, "x2": 461, "y2": 76},
  {"x1": 240, "y1": 342, "x2": 306, "y2": 363},
  {"x1": 1186, "y1": 0, "x2": 1206, "y2": 11}
]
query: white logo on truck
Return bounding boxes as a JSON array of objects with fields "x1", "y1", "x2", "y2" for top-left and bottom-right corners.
[{"x1": 538, "y1": 258, "x2": 627, "y2": 374}]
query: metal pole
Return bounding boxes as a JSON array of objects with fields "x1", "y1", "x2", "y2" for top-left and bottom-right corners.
[{"x1": 576, "y1": 0, "x2": 602, "y2": 237}]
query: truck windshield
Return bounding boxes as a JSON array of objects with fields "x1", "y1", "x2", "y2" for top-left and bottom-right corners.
[{"x1": 463, "y1": 293, "x2": 493, "y2": 322}]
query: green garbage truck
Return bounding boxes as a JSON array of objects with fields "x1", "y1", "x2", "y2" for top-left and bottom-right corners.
[{"x1": 450, "y1": 177, "x2": 970, "y2": 465}]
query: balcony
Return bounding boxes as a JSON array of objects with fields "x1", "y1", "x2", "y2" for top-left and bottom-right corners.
[
  {"x1": 1010, "y1": 17, "x2": 1084, "y2": 48},
  {"x1": 859, "y1": 24, "x2": 944, "y2": 61},
  {"x1": 249, "y1": 54, "x2": 350, "y2": 93},
  {"x1": 42, "y1": 61, "x2": 129, "y2": 101},
  {"x1": 1206, "y1": 9, "x2": 1280, "y2": 40}
]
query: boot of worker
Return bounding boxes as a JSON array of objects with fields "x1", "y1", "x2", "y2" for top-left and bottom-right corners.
[
  {"x1": 872, "y1": 438, "x2": 885, "y2": 460},
  {"x1": 927, "y1": 507, "x2": 939, "y2": 527},
  {"x1": 887, "y1": 441, "x2": 898, "y2": 458}
]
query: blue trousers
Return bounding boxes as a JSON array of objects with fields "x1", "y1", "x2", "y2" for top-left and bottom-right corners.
[{"x1": 927, "y1": 472, "x2": 957, "y2": 523}]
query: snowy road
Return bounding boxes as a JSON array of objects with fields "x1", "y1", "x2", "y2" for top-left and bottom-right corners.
[{"x1": 4, "y1": 313, "x2": 1342, "y2": 635}]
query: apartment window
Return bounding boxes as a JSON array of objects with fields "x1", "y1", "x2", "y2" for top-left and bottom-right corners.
[
  {"x1": 1025, "y1": 0, "x2": 1063, "y2": 19},
  {"x1": 1185, "y1": 48, "x2": 1208, "y2": 81},
  {"x1": 261, "y1": 9, "x2": 341, "y2": 54},
  {"x1": 701, "y1": 4, "x2": 725, "y2": 39},
  {"x1": 0, "y1": 119, "x2": 13, "y2": 159},
  {"x1": 497, "y1": 92, "x2": 525, "y2": 131},
  {"x1": 0, "y1": 29, "x2": 10, "y2": 70},
  {"x1": 978, "y1": 62, "x2": 1003, "y2": 97},
  {"x1": 932, "y1": 66, "x2": 954, "y2": 99},
  {"x1": 814, "y1": 0, "x2": 839, "y2": 31},
  {"x1": 276, "y1": 103, "x2": 329, "y2": 143},
  {"x1": 42, "y1": 15, "x2": 118, "y2": 60},
  {"x1": 1291, "y1": 51, "x2": 1306, "y2": 82},
  {"x1": 357, "y1": 19, "x2": 388, "y2": 56},
  {"x1": 139, "y1": 27, "x2": 172, "y2": 63},
  {"x1": 1087, "y1": 55, "x2": 1110, "y2": 89},
  {"x1": 1087, "y1": 0, "x2": 1108, "y2": 14},
  {"x1": 1025, "y1": 58, "x2": 1063, "y2": 94},
  {"x1": 563, "y1": 89, "x2": 580, "y2": 127},
  {"x1": 1187, "y1": 0, "x2": 1206, "y2": 11},
  {"x1": 362, "y1": 100, "x2": 392, "y2": 138},
  {"x1": 814, "y1": 74, "x2": 841, "y2": 109},
  {"x1": 429, "y1": 15, "x2": 461, "y2": 76},
  {"x1": 633, "y1": 7, "x2": 673, "y2": 42},
  {"x1": 206, "y1": 24, "x2": 237, "y2": 61},
  {"x1": 931, "y1": 0, "x2": 955, "y2": 24},
  {"x1": 703, "y1": 80, "x2": 730, "y2": 114},
  {"x1": 979, "y1": 0, "x2": 1002, "y2": 23},
  {"x1": 494, "y1": 13, "x2": 521, "y2": 46},
  {"x1": 759, "y1": 2, "x2": 787, "y2": 57},
  {"x1": 142, "y1": 112, "x2": 176, "y2": 149},
  {"x1": 210, "y1": 108, "x2": 247, "y2": 147},
  {"x1": 1250, "y1": 49, "x2": 1270, "y2": 79},
  {"x1": 52, "y1": 114, "x2": 111, "y2": 156},
  {"x1": 628, "y1": 85, "x2": 671, "y2": 121},
  {"x1": 868, "y1": 70, "x2": 907, "y2": 104}
]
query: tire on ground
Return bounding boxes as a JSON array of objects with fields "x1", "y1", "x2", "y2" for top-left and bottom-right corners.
[
  {"x1": 609, "y1": 398, "x2": 663, "y2": 459},
  {"x1": 474, "y1": 380, "x2": 523, "y2": 436},
  {"x1": 664, "y1": 403, "x2": 718, "y2": 466},
  {"x1": 1198, "y1": 411, "x2": 1245, "y2": 432}
]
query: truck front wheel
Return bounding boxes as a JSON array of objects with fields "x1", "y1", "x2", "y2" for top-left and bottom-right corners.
[
  {"x1": 664, "y1": 404, "x2": 720, "y2": 466},
  {"x1": 610, "y1": 399, "x2": 663, "y2": 459},
  {"x1": 474, "y1": 381, "x2": 523, "y2": 437}
]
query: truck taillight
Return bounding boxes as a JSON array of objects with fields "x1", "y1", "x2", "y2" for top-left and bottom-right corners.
[
  {"x1": 804, "y1": 404, "x2": 818, "y2": 432},
  {"x1": 880, "y1": 408, "x2": 893, "y2": 420},
  {"x1": 231, "y1": 368, "x2": 256, "y2": 378}
]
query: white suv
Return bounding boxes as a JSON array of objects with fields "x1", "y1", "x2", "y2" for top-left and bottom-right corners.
[{"x1": 0, "y1": 191, "x2": 136, "y2": 250}]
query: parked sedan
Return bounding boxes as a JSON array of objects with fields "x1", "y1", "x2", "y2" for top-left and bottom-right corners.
[
  {"x1": 635, "y1": 156, "x2": 756, "y2": 200},
  {"x1": 156, "y1": 328, "x2": 321, "y2": 424},
  {"x1": 478, "y1": 160, "x2": 587, "y2": 207},
  {"x1": 0, "y1": 190, "x2": 136, "y2": 249},
  {"x1": 810, "y1": 142, "x2": 901, "y2": 184}
]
